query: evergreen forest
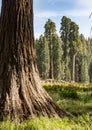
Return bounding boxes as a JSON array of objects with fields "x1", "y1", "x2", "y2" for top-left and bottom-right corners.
[{"x1": 36, "y1": 17, "x2": 92, "y2": 83}]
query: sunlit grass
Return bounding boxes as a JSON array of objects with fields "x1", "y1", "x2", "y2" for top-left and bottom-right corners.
[
  {"x1": 43, "y1": 82, "x2": 92, "y2": 115},
  {"x1": 0, "y1": 115, "x2": 92, "y2": 130}
]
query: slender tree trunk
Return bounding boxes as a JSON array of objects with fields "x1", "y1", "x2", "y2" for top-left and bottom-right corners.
[
  {"x1": 0, "y1": 0, "x2": 68, "y2": 121},
  {"x1": 75, "y1": 63, "x2": 79, "y2": 82},
  {"x1": 72, "y1": 54, "x2": 76, "y2": 82},
  {"x1": 49, "y1": 37, "x2": 54, "y2": 79}
]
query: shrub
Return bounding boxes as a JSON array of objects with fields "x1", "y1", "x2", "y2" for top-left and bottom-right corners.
[{"x1": 60, "y1": 88, "x2": 79, "y2": 99}]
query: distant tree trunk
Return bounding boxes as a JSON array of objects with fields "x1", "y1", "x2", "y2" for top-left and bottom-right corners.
[
  {"x1": 75, "y1": 63, "x2": 79, "y2": 82},
  {"x1": 0, "y1": 0, "x2": 68, "y2": 121},
  {"x1": 71, "y1": 54, "x2": 76, "y2": 82},
  {"x1": 49, "y1": 37, "x2": 54, "y2": 79}
]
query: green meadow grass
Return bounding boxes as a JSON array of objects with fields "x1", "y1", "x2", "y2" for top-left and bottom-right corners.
[
  {"x1": 0, "y1": 115, "x2": 92, "y2": 130},
  {"x1": 43, "y1": 83, "x2": 92, "y2": 115}
]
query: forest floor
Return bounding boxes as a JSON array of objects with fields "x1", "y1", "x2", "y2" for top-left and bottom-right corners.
[{"x1": 0, "y1": 82, "x2": 92, "y2": 130}]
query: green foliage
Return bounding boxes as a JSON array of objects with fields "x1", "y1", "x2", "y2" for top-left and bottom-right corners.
[
  {"x1": 44, "y1": 84, "x2": 79, "y2": 99},
  {"x1": 36, "y1": 19, "x2": 64, "y2": 80},
  {"x1": 80, "y1": 92, "x2": 92, "y2": 103},
  {"x1": 36, "y1": 16, "x2": 92, "y2": 83},
  {"x1": 60, "y1": 16, "x2": 71, "y2": 62},
  {"x1": 78, "y1": 35, "x2": 90, "y2": 82},
  {"x1": 60, "y1": 16, "x2": 71, "y2": 44},
  {"x1": 44, "y1": 19, "x2": 56, "y2": 38},
  {"x1": 60, "y1": 88, "x2": 79, "y2": 99},
  {"x1": 44, "y1": 19, "x2": 57, "y2": 79},
  {"x1": 36, "y1": 35, "x2": 50, "y2": 79},
  {"x1": 80, "y1": 57, "x2": 89, "y2": 82},
  {"x1": 52, "y1": 34, "x2": 63, "y2": 80}
]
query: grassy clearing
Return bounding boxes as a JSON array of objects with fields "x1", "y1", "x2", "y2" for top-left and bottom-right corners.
[
  {"x1": 43, "y1": 82, "x2": 92, "y2": 115},
  {"x1": 0, "y1": 115, "x2": 92, "y2": 130}
]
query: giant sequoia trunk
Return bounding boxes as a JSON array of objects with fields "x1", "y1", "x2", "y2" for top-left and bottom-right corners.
[{"x1": 0, "y1": 0, "x2": 68, "y2": 120}]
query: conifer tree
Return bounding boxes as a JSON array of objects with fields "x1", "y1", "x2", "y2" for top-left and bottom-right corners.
[
  {"x1": 53, "y1": 34, "x2": 63, "y2": 80},
  {"x1": 36, "y1": 35, "x2": 50, "y2": 79},
  {"x1": 44, "y1": 19, "x2": 56, "y2": 79}
]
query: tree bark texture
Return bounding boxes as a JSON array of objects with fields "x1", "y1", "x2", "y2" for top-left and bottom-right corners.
[{"x1": 0, "y1": 0, "x2": 68, "y2": 120}]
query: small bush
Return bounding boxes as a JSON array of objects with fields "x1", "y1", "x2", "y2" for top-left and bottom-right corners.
[
  {"x1": 81, "y1": 93, "x2": 92, "y2": 103},
  {"x1": 43, "y1": 84, "x2": 79, "y2": 99},
  {"x1": 60, "y1": 88, "x2": 79, "y2": 99}
]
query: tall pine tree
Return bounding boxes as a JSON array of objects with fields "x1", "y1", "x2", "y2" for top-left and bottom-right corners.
[{"x1": 36, "y1": 35, "x2": 50, "y2": 79}]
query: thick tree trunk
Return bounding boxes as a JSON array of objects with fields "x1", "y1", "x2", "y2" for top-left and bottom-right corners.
[{"x1": 0, "y1": 0, "x2": 68, "y2": 121}]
